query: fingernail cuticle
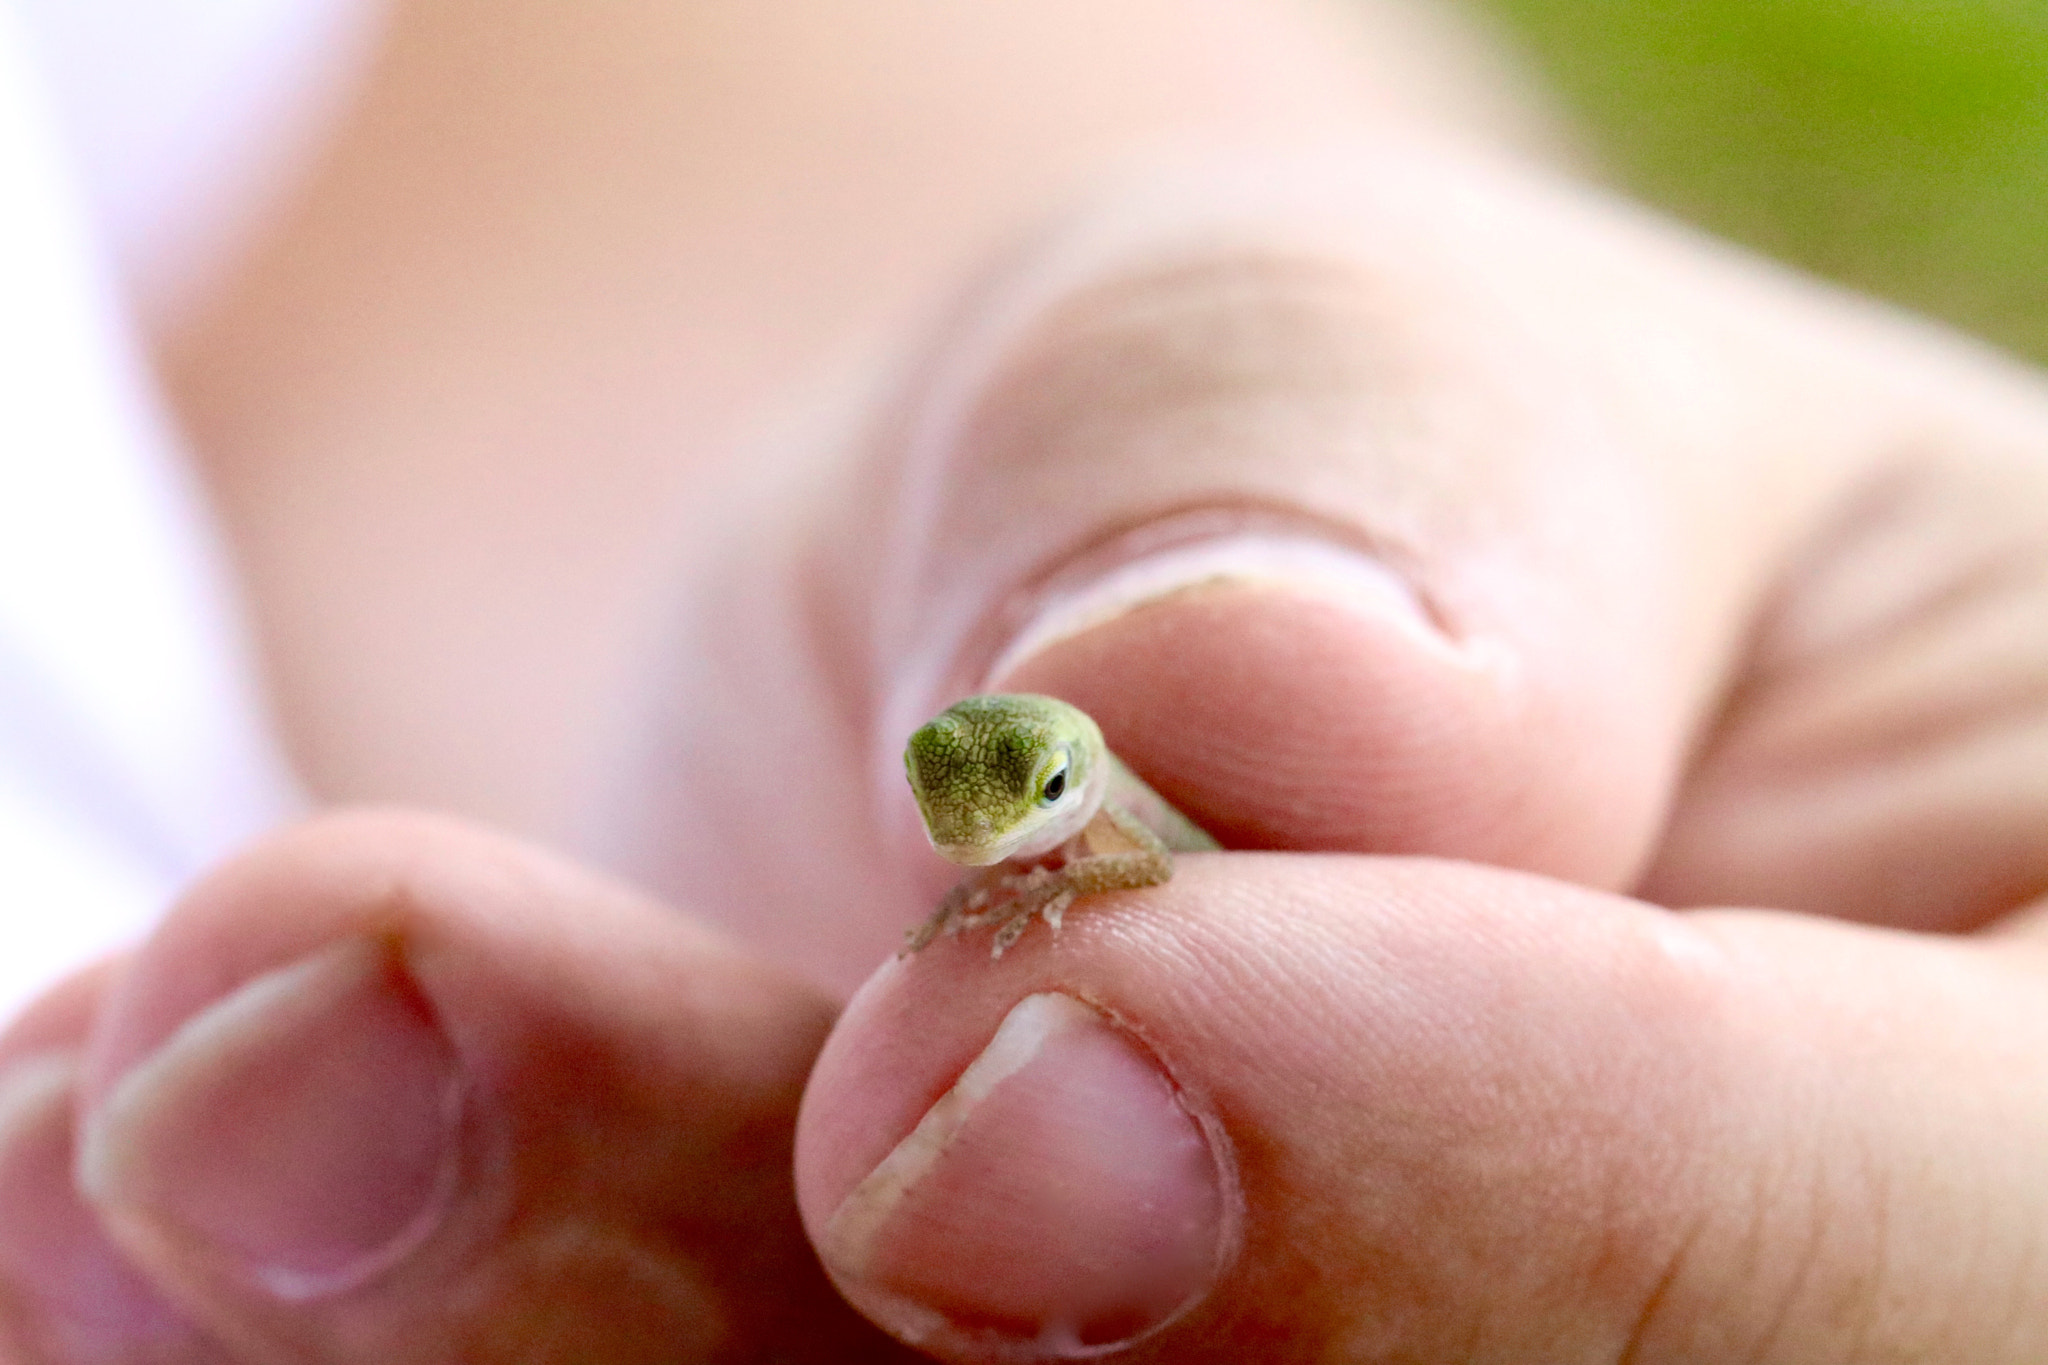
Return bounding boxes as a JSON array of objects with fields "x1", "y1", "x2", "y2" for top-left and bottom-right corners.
[{"x1": 984, "y1": 527, "x2": 1447, "y2": 689}]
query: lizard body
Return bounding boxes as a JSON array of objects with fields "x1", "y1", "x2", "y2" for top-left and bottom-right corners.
[{"x1": 901, "y1": 693, "x2": 1217, "y2": 956}]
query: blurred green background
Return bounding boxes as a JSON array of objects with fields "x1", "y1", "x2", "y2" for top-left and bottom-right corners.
[{"x1": 1479, "y1": 0, "x2": 2048, "y2": 361}]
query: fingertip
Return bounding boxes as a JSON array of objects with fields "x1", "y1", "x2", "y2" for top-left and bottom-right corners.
[
  {"x1": 799, "y1": 964, "x2": 1234, "y2": 1358},
  {"x1": 57, "y1": 809, "x2": 874, "y2": 1360},
  {"x1": 76, "y1": 939, "x2": 467, "y2": 1306},
  {"x1": 1000, "y1": 576, "x2": 1660, "y2": 885}
]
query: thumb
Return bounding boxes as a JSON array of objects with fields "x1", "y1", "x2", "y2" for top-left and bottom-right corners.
[
  {"x1": 62, "y1": 811, "x2": 915, "y2": 1363},
  {"x1": 794, "y1": 856, "x2": 2048, "y2": 1362}
]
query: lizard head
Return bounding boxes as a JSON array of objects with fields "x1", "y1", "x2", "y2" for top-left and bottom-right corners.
[{"x1": 904, "y1": 693, "x2": 1106, "y2": 865}]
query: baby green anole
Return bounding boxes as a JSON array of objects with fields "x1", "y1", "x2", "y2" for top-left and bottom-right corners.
[{"x1": 901, "y1": 693, "x2": 1219, "y2": 957}]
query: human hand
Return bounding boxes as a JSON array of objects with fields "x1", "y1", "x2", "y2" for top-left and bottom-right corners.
[
  {"x1": 0, "y1": 811, "x2": 922, "y2": 1362},
  {"x1": 616, "y1": 145, "x2": 2048, "y2": 1360},
  {"x1": 9, "y1": 138, "x2": 2045, "y2": 1363},
  {"x1": 9, "y1": 119, "x2": 2047, "y2": 1365}
]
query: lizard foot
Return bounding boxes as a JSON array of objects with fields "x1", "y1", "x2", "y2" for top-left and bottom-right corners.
[
  {"x1": 987, "y1": 883, "x2": 1077, "y2": 959},
  {"x1": 903, "y1": 866, "x2": 1078, "y2": 957},
  {"x1": 901, "y1": 875, "x2": 992, "y2": 955}
]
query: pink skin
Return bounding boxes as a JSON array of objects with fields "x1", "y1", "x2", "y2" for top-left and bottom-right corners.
[{"x1": 2, "y1": 1, "x2": 2048, "y2": 1362}]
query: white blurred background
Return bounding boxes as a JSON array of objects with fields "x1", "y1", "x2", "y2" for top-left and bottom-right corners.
[
  {"x1": 0, "y1": 0, "x2": 375, "y2": 1020},
  {"x1": 14, "y1": 0, "x2": 381, "y2": 327}
]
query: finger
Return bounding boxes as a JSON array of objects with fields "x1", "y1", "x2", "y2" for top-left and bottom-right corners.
[
  {"x1": 626, "y1": 144, "x2": 2048, "y2": 986},
  {"x1": 949, "y1": 169, "x2": 2048, "y2": 934},
  {"x1": 918, "y1": 156, "x2": 2048, "y2": 934},
  {"x1": 0, "y1": 961, "x2": 219, "y2": 1363},
  {"x1": 851, "y1": 149, "x2": 1872, "y2": 874},
  {"x1": 67, "y1": 809, "x2": 917, "y2": 1364},
  {"x1": 795, "y1": 856, "x2": 2048, "y2": 1362}
]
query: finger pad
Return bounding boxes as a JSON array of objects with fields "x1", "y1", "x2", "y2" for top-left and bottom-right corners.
[{"x1": 1003, "y1": 587, "x2": 1652, "y2": 886}]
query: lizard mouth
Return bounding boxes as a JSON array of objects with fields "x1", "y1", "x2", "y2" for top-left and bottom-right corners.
[{"x1": 930, "y1": 838, "x2": 1011, "y2": 867}]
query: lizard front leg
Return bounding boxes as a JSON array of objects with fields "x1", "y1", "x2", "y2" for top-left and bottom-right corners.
[
  {"x1": 980, "y1": 805, "x2": 1176, "y2": 957},
  {"x1": 902, "y1": 863, "x2": 1057, "y2": 954},
  {"x1": 905, "y1": 806, "x2": 1182, "y2": 957}
]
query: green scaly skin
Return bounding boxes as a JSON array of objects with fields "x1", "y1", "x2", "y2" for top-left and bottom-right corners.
[{"x1": 902, "y1": 693, "x2": 1218, "y2": 957}]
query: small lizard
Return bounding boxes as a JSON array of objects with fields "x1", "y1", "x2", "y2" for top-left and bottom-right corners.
[{"x1": 901, "y1": 693, "x2": 1219, "y2": 957}]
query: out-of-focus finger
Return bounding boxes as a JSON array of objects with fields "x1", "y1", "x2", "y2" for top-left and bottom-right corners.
[
  {"x1": 0, "y1": 960, "x2": 216, "y2": 1363},
  {"x1": 69, "y1": 810, "x2": 915, "y2": 1364}
]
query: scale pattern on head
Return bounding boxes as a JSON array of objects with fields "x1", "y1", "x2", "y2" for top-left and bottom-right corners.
[{"x1": 904, "y1": 693, "x2": 1100, "y2": 865}]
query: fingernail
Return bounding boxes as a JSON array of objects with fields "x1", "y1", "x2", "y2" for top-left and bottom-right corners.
[
  {"x1": 0, "y1": 1052, "x2": 196, "y2": 1358},
  {"x1": 984, "y1": 526, "x2": 1456, "y2": 687},
  {"x1": 78, "y1": 941, "x2": 465, "y2": 1302},
  {"x1": 818, "y1": 992, "x2": 1231, "y2": 1356}
]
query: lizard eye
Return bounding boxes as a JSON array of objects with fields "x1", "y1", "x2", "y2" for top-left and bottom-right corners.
[{"x1": 1039, "y1": 765, "x2": 1067, "y2": 805}]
